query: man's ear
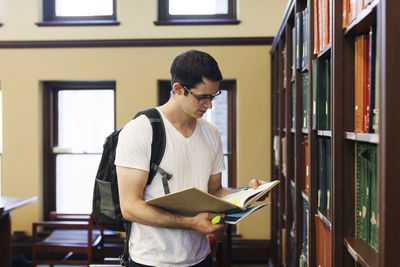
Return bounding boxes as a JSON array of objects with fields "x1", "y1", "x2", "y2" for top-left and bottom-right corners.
[{"x1": 172, "y1": 83, "x2": 184, "y2": 96}]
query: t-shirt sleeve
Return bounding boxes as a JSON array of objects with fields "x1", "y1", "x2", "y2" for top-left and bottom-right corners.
[
  {"x1": 211, "y1": 129, "x2": 226, "y2": 175},
  {"x1": 114, "y1": 115, "x2": 152, "y2": 172}
]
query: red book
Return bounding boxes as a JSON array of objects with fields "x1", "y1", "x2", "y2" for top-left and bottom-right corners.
[
  {"x1": 343, "y1": 0, "x2": 349, "y2": 28},
  {"x1": 313, "y1": 0, "x2": 320, "y2": 54},
  {"x1": 304, "y1": 136, "x2": 309, "y2": 194},
  {"x1": 362, "y1": 34, "x2": 370, "y2": 132},
  {"x1": 354, "y1": 36, "x2": 364, "y2": 132}
]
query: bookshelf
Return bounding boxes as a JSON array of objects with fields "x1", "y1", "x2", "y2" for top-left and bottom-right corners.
[{"x1": 270, "y1": 0, "x2": 400, "y2": 266}]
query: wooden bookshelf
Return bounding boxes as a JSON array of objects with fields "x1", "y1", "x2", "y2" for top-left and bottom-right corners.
[{"x1": 270, "y1": 0, "x2": 400, "y2": 266}]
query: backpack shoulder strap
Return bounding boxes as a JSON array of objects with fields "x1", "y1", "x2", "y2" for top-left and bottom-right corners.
[{"x1": 133, "y1": 108, "x2": 166, "y2": 185}]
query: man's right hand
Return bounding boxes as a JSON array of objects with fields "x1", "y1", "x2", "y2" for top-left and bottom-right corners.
[{"x1": 187, "y1": 212, "x2": 225, "y2": 235}]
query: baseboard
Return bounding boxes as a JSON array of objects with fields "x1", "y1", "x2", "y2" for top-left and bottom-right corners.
[{"x1": 231, "y1": 238, "x2": 271, "y2": 263}]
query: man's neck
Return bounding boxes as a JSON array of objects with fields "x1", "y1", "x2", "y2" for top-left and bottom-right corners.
[{"x1": 159, "y1": 100, "x2": 197, "y2": 137}]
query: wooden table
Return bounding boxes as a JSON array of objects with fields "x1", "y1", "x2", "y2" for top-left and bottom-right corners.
[{"x1": 0, "y1": 196, "x2": 37, "y2": 267}]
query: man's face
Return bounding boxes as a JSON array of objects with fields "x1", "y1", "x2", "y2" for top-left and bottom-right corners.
[{"x1": 181, "y1": 78, "x2": 220, "y2": 118}]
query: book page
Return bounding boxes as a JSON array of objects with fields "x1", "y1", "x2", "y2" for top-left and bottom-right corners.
[{"x1": 221, "y1": 180, "x2": 279, "y2": 208}]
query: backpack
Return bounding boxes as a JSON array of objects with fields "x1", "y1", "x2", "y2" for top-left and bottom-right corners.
[{"x1": 92, "y1": 108, "x2": 172, "y2": 266}]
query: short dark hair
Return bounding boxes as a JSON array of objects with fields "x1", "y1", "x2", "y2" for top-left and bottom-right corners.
[{"x1": 170, "y1": 50, "x2": 223, "y2": 92}]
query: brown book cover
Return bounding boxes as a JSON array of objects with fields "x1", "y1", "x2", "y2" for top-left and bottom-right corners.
[
  {"x1": 304, "y1": 136, "x2": 310, "y2": 194},
  {"x1": 355, "y1": 36, "x2": 364, "y2": 132},
  {"x1": 362, "y1": 34, "x2": 370, "y2": 132},
  {"x1": 313, "y1": 0, "x2": 320, "y2": 54},
  {"x1": 343, "y1": 0, "x2": 349, "y2": 28},
  {"x1": 315, "y1": 215, "x2": 324, "y2": 267}
]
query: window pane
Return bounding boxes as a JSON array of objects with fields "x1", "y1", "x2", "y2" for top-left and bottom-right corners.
[
  {"x1": 56, "y1": 154, "x2": 101, "y2": 213},
  {"x1": 169, "y1": 0, "x2": 228, "y2": 15},
  {"x1": 205, "y1": 90, "x2": 228, "y2": 154},
  {"x1": 55, "y1": 0, "x2": 113, "y2": 16},
  {"x1": 204, "y1": 90, "x2": 228, "y2": 184},
  {"x1": 58, "y1": 90, "x2": 114, "y2": 153}
]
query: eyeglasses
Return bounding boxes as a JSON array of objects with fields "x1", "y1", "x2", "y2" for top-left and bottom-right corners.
[{"x1": 182, "y1": 86, "x2": 221, "y2": 104}]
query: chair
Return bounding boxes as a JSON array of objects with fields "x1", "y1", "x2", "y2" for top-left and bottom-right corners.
[{"x1": 32, "y1": 212, "x2": 104, "y2": 267}]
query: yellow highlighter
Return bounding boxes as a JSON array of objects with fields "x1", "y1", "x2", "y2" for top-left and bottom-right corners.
[{"x1": 211, "y1": 215, "x2": 221, "y2": 224}]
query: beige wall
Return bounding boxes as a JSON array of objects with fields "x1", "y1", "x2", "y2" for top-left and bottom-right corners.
[
  {"x1": 0, "y1": 0, "x2": 289, "y2": 40},
  {"x1": 0, "y1": 0, "x2": 288, "y2": 240}
]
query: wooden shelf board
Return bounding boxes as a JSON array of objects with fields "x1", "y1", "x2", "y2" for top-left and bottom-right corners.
[
  {"x1": 317, "y1": 130, "x2": 332, "y2": 137},
  {"x1": 317, "y1": 209, "x2": 332, "y2": 230},
  {"x1": 344, "y1": 0, "x2": 378, "y2": 36},
  {"x1": 343, "y1": 237, "x2": 379, "y2": 267},
  {"x1": 301, "y1": 65, "x2": 309, "y2": 73},
  {"x1": 317, "y1": 43, "x2": 331, "y2": 59},
  {"x1": 301, "y1": 191, "x2": 308, "y2": 202},
  {"x1": 345, "y1": 132, "x2": 379, "y2": 144}
]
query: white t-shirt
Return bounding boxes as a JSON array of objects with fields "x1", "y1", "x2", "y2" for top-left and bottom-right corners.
[{"x1": 115, "y1": 108, "x2": 225, "y2": 267}]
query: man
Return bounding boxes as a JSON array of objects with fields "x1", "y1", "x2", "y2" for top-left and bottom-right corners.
[{"x1": 115, "y1": 50, "x2": 265, "y2": 267}]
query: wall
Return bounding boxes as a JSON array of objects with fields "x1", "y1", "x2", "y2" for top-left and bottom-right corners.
[{"x1": 0, "y1": 0, "x2": 289, "y2": 240}]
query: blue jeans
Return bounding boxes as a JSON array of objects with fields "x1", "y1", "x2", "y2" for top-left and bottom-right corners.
[{"x1": 129, "y1": 254, "x2": 213, "y2": 267}]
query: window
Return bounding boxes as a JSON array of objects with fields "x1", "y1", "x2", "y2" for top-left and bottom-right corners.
[
  {"x1": 39, "y1": 0, "x2": 119, "y2": 26},
  {"x1": 158, "y1": 80, "x2": 237, "y2": 188},
  {"x1": 43, "y1": 81, "x2": 115, "y2": 218},
  {"x1": 155, "y1": 0, "x2": 239, "y2": 25}
]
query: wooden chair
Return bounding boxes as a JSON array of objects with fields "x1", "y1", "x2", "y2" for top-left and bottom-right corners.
[{"x1": 32, "y1": 212, "x2": 104, "y2": 267}]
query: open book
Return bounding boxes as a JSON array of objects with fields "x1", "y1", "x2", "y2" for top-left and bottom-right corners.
[{"x1": 146, "y1": 180, "x2": 280, "y2": 222}]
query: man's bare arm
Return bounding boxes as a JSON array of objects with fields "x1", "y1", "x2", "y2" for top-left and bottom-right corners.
[{"x1": 117, "y1": 166, "x2": 224, "y2": 235}]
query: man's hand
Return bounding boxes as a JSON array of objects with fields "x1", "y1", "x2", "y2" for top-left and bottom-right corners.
[
  {"x1": 248, "y1": 178, "x2": 270, "y2": 200},
  {"x1": 188, "y1": 212, "x2": 225, "y2": 235}
]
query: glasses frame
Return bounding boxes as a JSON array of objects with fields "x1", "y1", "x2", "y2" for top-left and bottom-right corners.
[{"x1": 182, "y1": 85, "x2": 222, "y2": 104}]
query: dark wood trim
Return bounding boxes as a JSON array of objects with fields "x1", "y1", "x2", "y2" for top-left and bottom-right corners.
[
  {"x1": 379, "y1": 0, "x2": 400, "y2": 266},
  {"x1": 155, "y1": 0, "x2": 238, "y2": 26},
  {"x1": 0, "y1": 37, "x2": 273, "y2": 49},
  {"x1": 271, "y1": 0, "x2": 295, "y2": 53},
  {"x1": 231, "y1": 239, "x2": 270, "y2": 263},
  {"x1": 154, "y1": 18, "x2": 240, "y2": 26},
  {"x1": 36, "y1": 20, "x2": 120, "y2": 27}
]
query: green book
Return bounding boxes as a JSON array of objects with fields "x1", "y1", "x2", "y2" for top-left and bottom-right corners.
[
  {"x1": 326, "y1": 138, "x2": 332, "y2": 210},
  {"x1": 302, "y1": 72, "x2": 309, "y2": 129},
  {"x1": 369, "y1": 145, "x2": 378, "y2": 251},
  {"x1": 355, "y1": 143, "x2": 371, "y2": 243},
  {"x1": 324, "y1": 58, "x2": 331, "y2": 130}
]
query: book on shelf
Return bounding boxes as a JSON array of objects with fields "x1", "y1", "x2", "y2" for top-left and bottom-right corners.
[
  {"x1": 147, "y1": 180, "x2": 280, "y2": 218},
  {"x1": 313, "y1": 0, "x2": 320, "y2": 54},
  {"x1": 303, "y1": 136, "x2": 310, "y2": 194},
  {"x1": 317, "y1": 138, "x2": 331, "y2": 210},
  {"x1": 302, "y1": 72, "x2": 309, "y2": 129},
  {"x1": 312, "y1": 58, "x2": 331, "y2": 131},
  {"x1": 315, "y1": 214, "x2": 332, "y2": 267},
  {"x1": 302, "y1": 7, "x2": 309, "y2": 69},
  {"x1": 368, "y1": 25, "x2": 378, "y2": 133},
  {"x1": 355, "y1": 143, "x2": 378, "y2": 251},
  {"x1": 282, "y1": 45, "x2": 287, "y2": 87},
  {"x1": 354, "y1": 34, "x2": 370, "y2": 133},
  {"x1": 291, "y1": 82, "x2": 296, "y2": 128},
  {"x1": 296, "y1": 11, "x2": 303, "y2": 69},
  {"x1": 282, "y1": 137, "x2": 287, "y2": 177},
  {"x1": 314, "y1": 0, "x2": 331, "y2": 53},
  {"x1": 302, "y1": 197, "x2": 309, "y2": 259},
  {"x1": 344, "y1": 0, "x2": 377, "y2": 29},
  {"x1": 292, "y1": 26, "x2": 296, "y2": 79}
]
